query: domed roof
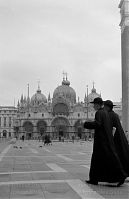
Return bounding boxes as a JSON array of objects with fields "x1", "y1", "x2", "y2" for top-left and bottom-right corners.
[
  {"x1": 88, "y1": 84, "x2": 101, "y2": 103},
  {"x1": 31, "y1": 87, "x2": 47, "y2": 104},
  {"x1": 53, "y1": 78, "x2": 76, "y2": 104}
]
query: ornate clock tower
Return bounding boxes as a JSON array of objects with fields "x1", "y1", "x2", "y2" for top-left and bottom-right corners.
[{"x1": 119, "y1": 0, "x2": 129, "y2": 131}]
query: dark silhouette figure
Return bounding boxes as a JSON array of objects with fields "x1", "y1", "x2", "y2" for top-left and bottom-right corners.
[
  {"x1": 44, "y1": 134, "x2": 52, "y2": 145},
  {"x1": 104, "y1": 100, "x2": 129, "y2": 177},
  {"x1": 84, "y1": 97, "x2": 127, "y2": 186},
  {"x1": 21, "y1": 135, "x2": 25, "y2": 141}
]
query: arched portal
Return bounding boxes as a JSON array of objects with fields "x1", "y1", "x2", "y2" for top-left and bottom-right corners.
[
  {"x1": 3, "y1": 130, "x2": 7, "y2": 138},
  {"x1": 51, "y1": 117, "x2": 69, "y2": 138},
  {"x1": 37, "y1": 120, "x2": 47, "y2": 136},
  {"x1": 74, "y1": 120, "x2": 83, "y2": 139},
  {"x1": 23, "y1": 121, "x2": 33, "y2": 139}
]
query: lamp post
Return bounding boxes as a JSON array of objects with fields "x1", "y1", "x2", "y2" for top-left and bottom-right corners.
[
  {"x1": 27, "y1": 83, "x2": 30, "y2": 114},
  {"x1": 86, "y1": 85, "x2": 89, "y2": 119}
]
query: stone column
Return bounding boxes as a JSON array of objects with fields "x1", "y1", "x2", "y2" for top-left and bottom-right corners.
[{"x1": 119, "y1": 0, "x2": 129, "y2": 131}]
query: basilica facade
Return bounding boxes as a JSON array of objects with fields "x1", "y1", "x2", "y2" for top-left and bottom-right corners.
[{"x1": 14, "y1": 77, "x2": 101, "y2": 139}]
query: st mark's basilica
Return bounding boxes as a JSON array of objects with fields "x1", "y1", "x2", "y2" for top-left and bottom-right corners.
[{"x1": 14, "y1": 75, "x2": 102, "y2": 140}]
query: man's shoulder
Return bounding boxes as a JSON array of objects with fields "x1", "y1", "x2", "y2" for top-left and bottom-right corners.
[
  {"x1": 109, "y1": 110, "x2": 119, "y2": 117},
  {"x1": 97, "y1": 108, "x2": 105, "y2": 114},
  {"x1": 96, "y1": 108, "x2": 107, "y2": 116}
]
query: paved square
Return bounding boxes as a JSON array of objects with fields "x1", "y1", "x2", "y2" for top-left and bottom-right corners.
[{"x1": 0, "y1": 140, "x2": 129, "y2": 199}]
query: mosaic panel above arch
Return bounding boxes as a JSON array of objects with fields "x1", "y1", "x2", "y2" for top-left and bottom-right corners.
[
  {"x1": 52, "y1": 117, "x2": 70, "y2": 127},
  {"x1": 53, "y1": 103, "x2": 69, "y2": 116},
  {"x1": 74, "y1": 120, "x2": 83, "y2": 130}
]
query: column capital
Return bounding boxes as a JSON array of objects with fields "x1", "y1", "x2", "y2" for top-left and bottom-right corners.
[
  {"x1": 119, "y1": 0, "x2": 129, "y2": 8},
  {"x1": 119, "y1": 0, "x2": 129, "y2": 32},
  {"x1": 119, "y1": 0, "x2": 125, "y2": 8}
]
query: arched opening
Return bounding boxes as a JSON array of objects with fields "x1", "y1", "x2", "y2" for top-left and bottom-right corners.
[
  {"x1": 74, "y1": 120, "x2": 83, "y2": 139},
  {"x1": 23, "y1": 121, "x2": 33, "y2": 139},
  {"x1": 51, "y1": 117, "x2": 69, "y2": 139},
  {"x1": 37, "y1": 120, "x2": 47, "y2": 136},
  {"x1": 3, "y1": 130, "x2": 7, "y2": 138}
]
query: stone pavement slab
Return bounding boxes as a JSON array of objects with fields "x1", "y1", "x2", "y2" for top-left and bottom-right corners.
[
  {"x1": 0, "y1": 185, "x2": 10, "y2": 199},
  {"x1": 10, "y1": 183, "x2": 45, "y2": 199},
  {"x1": 43, "y1": 182, "x2": 81, "y2": 199},
  {"x1": 0, "y1": 140, "x2": 129, "y2": 199}
]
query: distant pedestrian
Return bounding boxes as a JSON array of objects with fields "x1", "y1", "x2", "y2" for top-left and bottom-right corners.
[
  {"x1": 84, "y1": 97, "x2": 127, "y2": 186},
  {"x1": 21, "y1": 135, "x2": 24, "y2": 142},
  {"x1": 42, "y1": 135, "x2": 45, "y2": 143},
  {"x1": 44, "y1": 134, "x2": 52, "y2": 145},
  {"x1": 84, "y1": 134, "x2": 87, "y2": 141},
  {"x1": 72, "y1": 134, "x2": 75, "y2": 143},
  {"x1": 59, "y1": 135, "x2": 61, "y2": 142},
  {"x1": 104, "y1": 100, "x2": 129, "y2": 176}
]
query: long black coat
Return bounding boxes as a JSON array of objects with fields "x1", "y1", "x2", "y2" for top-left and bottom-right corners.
[
  {"x1": 84, "y1": 108, "x2": 127, "y2": 183},
  {"x1": 109, "y1": 110, "x2": 129, "y2": 176}
]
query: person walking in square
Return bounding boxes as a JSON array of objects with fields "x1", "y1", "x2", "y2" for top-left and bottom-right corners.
[
  {"x1": 104, "y1": 100, "x2": 129, "y2": 177},
  {"x1": 83, "y1": 97, "x2": 127, "y2": 186}
]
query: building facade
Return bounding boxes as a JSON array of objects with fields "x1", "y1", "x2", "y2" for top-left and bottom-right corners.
[
  {"x1": 0, "y1": 77, "x2": 123, "y2": 140},
  {"x1": 0, "y1": 106, "x2": 17, "y2": 138},
  {"x1": 14, "y1": 77, "x2": 101, "y2": 140}
]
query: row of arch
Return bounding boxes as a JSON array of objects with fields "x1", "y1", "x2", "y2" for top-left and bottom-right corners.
[{"x1": 22, "y1": 118, "x2": 83, "y2": 135}]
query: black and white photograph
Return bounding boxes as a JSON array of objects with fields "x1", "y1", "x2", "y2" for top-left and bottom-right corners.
[{"x1": 0, "y1": 0, "x2": 129, "y2": 198}]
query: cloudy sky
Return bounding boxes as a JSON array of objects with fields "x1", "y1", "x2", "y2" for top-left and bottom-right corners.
[{"x1": 0, "y1": 0, "x2": 121, "y2": 106}]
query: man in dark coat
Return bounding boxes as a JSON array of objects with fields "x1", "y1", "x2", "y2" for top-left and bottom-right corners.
[
  {"x1": 84, "y1": 97, "x2": 127, "y2": 186},
  {"x1": 104, "y1": 100, "x2": 129, "y2": 177}
]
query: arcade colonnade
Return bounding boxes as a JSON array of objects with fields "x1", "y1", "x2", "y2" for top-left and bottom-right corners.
[{"x1": 17, "y1": 117, "x2": 86, "y2": 140}]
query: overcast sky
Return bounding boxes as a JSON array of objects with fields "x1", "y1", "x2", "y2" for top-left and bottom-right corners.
[{"x1": 0, "y1": 0, "x2": 121, "y2": 106}]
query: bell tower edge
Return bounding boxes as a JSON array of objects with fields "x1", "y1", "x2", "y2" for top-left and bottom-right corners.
[{"x1": 119, "y1": 0, "x2": 129, "y2": 131}]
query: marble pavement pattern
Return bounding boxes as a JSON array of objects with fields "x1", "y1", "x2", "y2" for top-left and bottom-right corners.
[{"x1": 0, "y1": 140, "x2": 129, "y2": 199}]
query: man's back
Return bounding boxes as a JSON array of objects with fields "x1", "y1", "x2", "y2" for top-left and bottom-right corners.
[{"x1": 108, "y1": 110, "x2": 129, "y2": 176}]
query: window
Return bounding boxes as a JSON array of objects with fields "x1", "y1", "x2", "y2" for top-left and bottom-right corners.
[
  {"x1": 0, "y1": 117, "x2": 1, "y2": 126},
  {"x1": 9, "y1": 117, "x2": 11, "y2": 127},
  {"x1": 78, "y1": 113, "x2": 80, "y2": 117},
  {"x1": 42, "y1": 113, "x2": 44, "y2": 117},
  {"x1": 4, "y1": 117, "x2": 6, "y2": 127}
]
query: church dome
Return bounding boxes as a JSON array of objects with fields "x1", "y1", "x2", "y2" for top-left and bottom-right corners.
[
  {"x1": 53, "y1": 78, "x2": 76, "y2": 104},
  {"x1": 88, "y1": 84, "x2": 101, "y2": 103},
  {"x1": 31, "y1": 87, "x2": 47, "y2": 105}
]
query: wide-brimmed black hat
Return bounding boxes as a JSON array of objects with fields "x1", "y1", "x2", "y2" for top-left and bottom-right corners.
[
  {"x1": 90, "y1": 97, "x2": 103, "y2": 105},
  {"x1": 104, "y1": 100, "x2": 116, "y2": 108}
]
